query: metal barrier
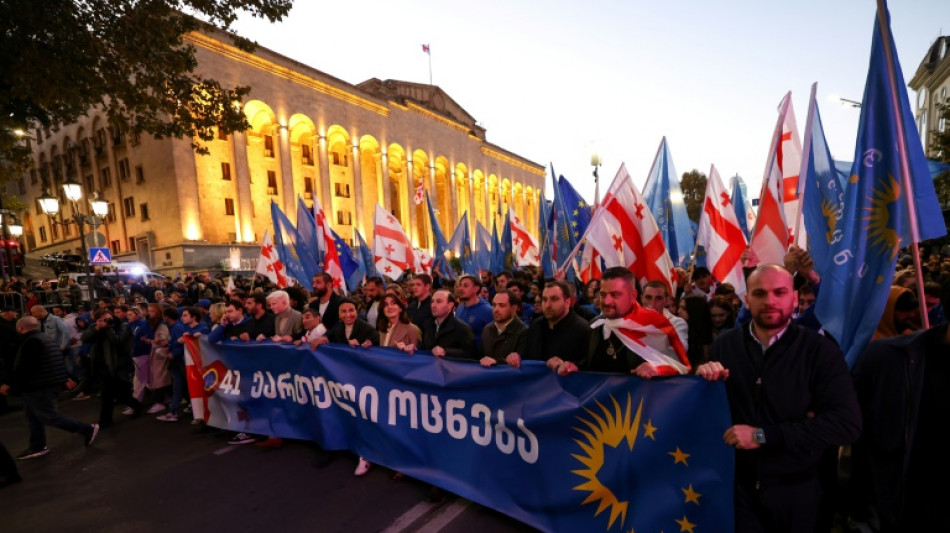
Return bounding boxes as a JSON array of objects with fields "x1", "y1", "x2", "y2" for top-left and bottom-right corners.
[{"x1": 0, "y1": 291, "x2": 25, "y2": 314}]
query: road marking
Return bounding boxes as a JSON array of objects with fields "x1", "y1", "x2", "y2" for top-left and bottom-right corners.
[
  {"x1": 381, "y1": 501, "x2": 440, "y2": 533},
  {"x1": 416, "y1": 499, "x2": 471, "y2": 532},
  {"x1": 214, "y1": 445, "x2": 240, "y2": 455}
]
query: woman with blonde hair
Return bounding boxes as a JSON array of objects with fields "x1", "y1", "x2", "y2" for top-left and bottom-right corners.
[{"x1": 208, "y1": 302, "x2": 227, "y2": 330}]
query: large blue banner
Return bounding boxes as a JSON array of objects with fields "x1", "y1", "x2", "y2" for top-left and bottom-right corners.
[{"x1": 187, "y1": 338, "x2": 734, "y2": 532}]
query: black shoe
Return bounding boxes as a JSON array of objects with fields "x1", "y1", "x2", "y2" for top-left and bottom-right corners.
[{"x1": 16, "y1": 447, "x2": 49, "y2": 460}]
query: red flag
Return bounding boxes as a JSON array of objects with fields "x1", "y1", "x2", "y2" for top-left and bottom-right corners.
[
  {"x1": 312, "y1": 197, "x2": 346, "y2": 293},
  {"x1": 421, "y1": 43, "x2": 430, "y2": 54},
  {"x1": 590, "y1": 304, "x2": 691, "y2": 376},
  {"x1": 696, "y1": 165, "x2": 748, "y2": 297},
  {"x1": 508, "y1": 207, "x2": 540, "y2": 266}
]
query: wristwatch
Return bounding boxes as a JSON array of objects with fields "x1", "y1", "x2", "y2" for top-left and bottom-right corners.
[{"x1": 753, "y1": 428, "x2": 766, "y2": 444}]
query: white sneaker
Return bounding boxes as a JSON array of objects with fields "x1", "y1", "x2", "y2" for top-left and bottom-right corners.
[
  {"x1": 146, "y1": 403, "x2": 165, "y2": 414},
  {"x1": 121, "y1": 406, "x2": 134, "y2": 416},
  {"x1": 156, "y1": 413, "x2": 178, "y2": 422},
  {"x1": 354, "y1": 458, "x2": 371, "y2": 476}
]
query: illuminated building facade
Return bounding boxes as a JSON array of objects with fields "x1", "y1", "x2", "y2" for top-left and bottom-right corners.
[{"x1": 11, "y1": 28, "x2": 545, "y2": 274}]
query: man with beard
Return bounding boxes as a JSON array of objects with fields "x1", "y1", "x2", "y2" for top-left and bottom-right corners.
[
  {"x1": 694, "y1": 264, "x2": 861, "y2": 533},
  {"x1": 241, "y1": 294, "x2": 275, "y2": 341},
  {"x1": 479, "y1": 290, "x2": 527, "y2": 367},
  {"x1": 407, "y1": 274, "x2": 434, "y2": 331},
  {"x1": 307, "y1": 272, "x2": 342, "y2": 331},
  {"x1": 510, "y1": 280, "x2": 589, "y2": 371},
  {"x1": 361, "y1": 277, "x2": 384, "y2": 329}
]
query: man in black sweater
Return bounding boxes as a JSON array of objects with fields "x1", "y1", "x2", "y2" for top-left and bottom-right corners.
[
  {"x1": 0, "y1": 316, "x2": 98, "y2": 459},
  {"x1": 695, "y1": 264, "x2": 861, "y2": 532},
  {"x1": 511, "y1": 280, "x2": 589, "y2": 371}
]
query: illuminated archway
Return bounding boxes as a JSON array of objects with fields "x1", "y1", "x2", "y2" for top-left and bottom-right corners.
[
  {"x1": 327, "y1": 125, "x2": 355, "y2": 239},
  {"x1": 525, "y1": 186, "x2": 536, "y2": 237},
  {"x1": 388, "y1": 143, "x2": 408, "y2": 230},
  {"x1": 243, "y1": 100, "x2": 279, "y2": 241},
  {"x1": 501, "y1": 178, "x2": 512, "y2": 221},
  {"x1": 412, "y1": 149, "x2": 429, "y2": 248},
  {"x1": 289, "y1": 113, "x2": 319, "y2": 210},
  {"x1": 513, "y1": 182, "x2": 525, "y2": 224},
  {"x1": 359, "y1": 135, "x2": 382, "y2": 237},
  {"x1": 434, "y1": 156, "x2": 451, "y2": 232}
]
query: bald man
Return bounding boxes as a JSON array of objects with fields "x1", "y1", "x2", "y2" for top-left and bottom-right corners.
[{"x1": 695, "y1": 264, "x2": 860, "y2": 533}]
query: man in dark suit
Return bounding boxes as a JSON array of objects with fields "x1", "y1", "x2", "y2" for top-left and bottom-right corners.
[
  {"x1": 403, "y1": 289, "x2": 476, "y2": 360},
  {"x1": 308, "y1": 272, "x2": 343, "y2": 331}
]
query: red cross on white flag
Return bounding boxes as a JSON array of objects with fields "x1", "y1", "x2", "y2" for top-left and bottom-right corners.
[
  {"x1": 255, "y1": 230, "x2": 288, "y2": 287},
  {"x1": 696, "y1": 165, "x2": 747, "y2": 297}
]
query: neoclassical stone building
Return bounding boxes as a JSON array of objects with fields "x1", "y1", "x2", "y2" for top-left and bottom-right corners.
[{"x1": 11, "y1": 27, "x2": 545, "y2": 274}]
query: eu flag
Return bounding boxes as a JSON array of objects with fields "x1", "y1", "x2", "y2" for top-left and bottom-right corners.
[
  {"x1": 730, "y1": 175, "x2": 754, "y2": 242},
  {"x1": 800, "y1": 85, "x2": 846, "y2": 275},
  {"x1": 538, "y1": 196, "x2": 556, "y2": 276},
  {"x1": 447, "y1": 212, "x2": 477, "y2": 275},
  {"x1": 642, "y1": 137, "x2": 695, "y2": 267},
  {"x1": 550, "y1": 165, "x2": 573, "y2": 268},
  {"x1": 270, "y1": 201, "x2": 319, "y2": 288},
  {"x1": 558, "y1": 176, "x2": 592, "y2": 248},
  {"x1": 354, "y1": 229, "x2": 377, "y2": 279},
  {"x1": 815, "y1": 2, "x2": 947, "y2": 368},
  {"x1": 331, "y1": 229, "x2": 364, "y2": 292}
]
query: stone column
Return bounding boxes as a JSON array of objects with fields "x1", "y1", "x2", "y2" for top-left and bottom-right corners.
[
  {"x1": 277, "y1": 126, "x2": 295, "y2": 218},
  {"x1": 318, "y1": 135, "x2": 332, "y2": 213},
  {"x1": 351, "y1": 143, "x2": 363, "y2": 236},
  {"x1": 230, "y1": 131, "x2": 254, "y2": 242}
]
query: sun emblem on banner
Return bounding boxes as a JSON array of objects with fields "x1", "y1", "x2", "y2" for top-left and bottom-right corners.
[
  {"x1": 865, "y1": 173, "x2": 900, "y2": 259},
  {"x1": 571, "y1": 394, "x2": 643, "y2": 531}
]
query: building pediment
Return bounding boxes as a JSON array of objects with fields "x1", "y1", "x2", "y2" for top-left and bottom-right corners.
[{"x1": 357, "y1": 79, "x2": 486, "y2": 138}]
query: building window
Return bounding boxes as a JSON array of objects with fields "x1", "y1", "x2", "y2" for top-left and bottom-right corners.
[
  {"x1": 140, "y1": 203, "x2": 149, "y2": 221},
  {"x1": 111, "y1": 240, "x2": 120, "y2": 254},
  {"x1": 95, "y1": 128, "x2": 107, "y2": 156},
  {"x1": 218, "y1": 127, "x2": 228, "y2": 141},
  {"x1": 30, "y1": 169, "x2": 37, "y2": 184},
  {"x1": 334, "y1": 182, "x2": 350, "y2": 198},
  {"x1": 225, "y1": 198, "x2": 235, "y2": 216},
  {"x1": 84, "y1": 174, "x2": 94, "y2": 193},
  {"x1": 304, "y1": 177, "x2": 314, "y2": 199},
  {"x1": 336, "y1": 210, "x2": 352, "y2": 225},
  {"x1": 17, "y1": 178, "x2": 25, "y2": 195},
  {"x1": 51, "y1": 222, "x2": 59, "y2": 239},
  {"x1": 267, "y1": 171, "x2": 278, "y2": 195},
  {"x1": 107, "y1": 202, "x2": 116, "y2": 223},
  {"x1": 135, "y1": 165, "x2": 144, "y2": 183},
  {"x1": 118, "y1": 158, "x2": 131, "y2": 181},
  {"x1": 101, "y1": 167, "x2": 111, "y2": 188},
  {"x1": 221, "y1": 162, "x2": 231, "y2": 181},
  {"x1": 941, "y1": 118, "x2": 947, "y2": 133},
  {"x1": 302, "y1": 144, "x2": 314, "y2": 166},
  {"x1": 123, "y1": 197, "x2": 135, "y2": 218},
  {"x1": 264, "y1": 135, "x2": 275, "y2": 158},
  {"x1": 128, "y1": 237, "x2": 136, "y2": 251},
  {"x1": 39, "y1": 226, "x2": 47, "y2": 243}
]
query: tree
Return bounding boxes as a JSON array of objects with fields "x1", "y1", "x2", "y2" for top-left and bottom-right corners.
[
  {"x1": 0, "y1": 0, "x2": 293, "y2": 180},
  {"x1": 680, "y1": 169, "x2": 707, "y2": 223}
]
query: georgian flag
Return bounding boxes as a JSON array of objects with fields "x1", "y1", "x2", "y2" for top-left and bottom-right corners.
[
  {"x1": 413, "y1": 249, "x2": 433, "y2": 275},
  {"x1": 582, "y1": 163, "x2": 677, "y2": 294},
  {"x1": 373, "y1": 204, "x2": 417, "y2": 278},
  {"x1": 255, "y1": 230, "x2": 288, "y2": 288},
  {"x1": 696, "y1": 165, "x2": 748, "y2": 297},
  {"x1": 508, "y1": 206, "x2": 540, "y2": 267},
  {"x1": 312, "y1": 197, "x2": 346, "y2": 293},
  {"x1": 590, "y1": 304, "x2": 691, "y2": 376},
  {"x1": 749, "y1": 92, "x2": 796, "y2": 266}
]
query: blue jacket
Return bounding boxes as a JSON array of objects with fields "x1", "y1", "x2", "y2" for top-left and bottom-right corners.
[{"x1": 128, "y1": 318, "x2": 153, "y2": 357}]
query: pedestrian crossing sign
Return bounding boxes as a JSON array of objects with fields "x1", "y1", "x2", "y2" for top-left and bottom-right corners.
[{"x1": 89, "y1": 247, "x2": 112, "y2": 265}]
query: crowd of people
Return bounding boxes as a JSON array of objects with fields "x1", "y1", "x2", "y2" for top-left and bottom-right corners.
[{"x1": 2, "y1": 243, "x2": 949, "y2": 531}]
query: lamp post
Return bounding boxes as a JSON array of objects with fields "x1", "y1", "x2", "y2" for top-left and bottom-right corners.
[
  {"x1": 38, "y1": 177, "x2": 109, "y2": 303},
  {"x1": 0, "y1": 206, "x2": 24, "y2": 282},
  {"x1": 590, "y1": 151, "x2": 602, "y2": 207}
]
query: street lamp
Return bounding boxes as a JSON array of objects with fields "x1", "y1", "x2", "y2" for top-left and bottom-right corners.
[
  {"x1": 590, "y1": 151, "x2": 602, "y2": 207},
  {"x1": 0, "y1": 209, "x2": 24, "y2": 281},
  {"x1": 38, "y1": 178, "x2": 109, "y2": 302}
]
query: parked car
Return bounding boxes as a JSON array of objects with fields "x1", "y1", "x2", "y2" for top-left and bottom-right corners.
[
  {"x1": 59, "y1": 269, "x2": 167, "y2": 302},
  {"x1": 55, "y1": 254, "x2": 85, "y2": 273}
]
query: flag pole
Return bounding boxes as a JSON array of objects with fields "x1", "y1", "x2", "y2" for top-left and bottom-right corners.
[
  {"x1": 427, "y1": 43, "x2": 433, "y2": 85},
  {"x1": 794, "y1": 82, "x2": 818, "y2": 257},
  {"x1": 876, "y1": 0, "x2": 929, "y2": 328}
]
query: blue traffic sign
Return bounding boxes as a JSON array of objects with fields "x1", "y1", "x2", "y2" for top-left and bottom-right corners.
[{"x1": 89, "y1": 247, "x2": 112, "y2": 264}]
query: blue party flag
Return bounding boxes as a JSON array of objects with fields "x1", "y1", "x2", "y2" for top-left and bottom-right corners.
[
  {"x1": 270, "y1": 201, "x2": 319, "y2": 288},
  {"x1": 642, "y1": 137, "x2": 695, "y2": 267}
]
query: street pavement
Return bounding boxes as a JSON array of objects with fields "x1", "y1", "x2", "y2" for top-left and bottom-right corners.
[{"x1": 0, "y1": 394, "x2": 539, "y2": 533}]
